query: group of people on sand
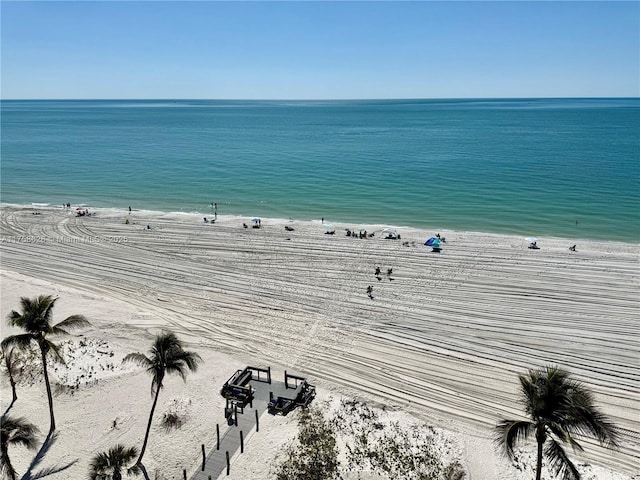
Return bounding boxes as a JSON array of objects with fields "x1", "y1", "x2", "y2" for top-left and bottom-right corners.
[
  {"x1": 368, "y1": 266, "x2": 394, "y2": 299},
  {"x1": 375, "y1": 266, "x2": 393, "y2": 280},
  {"x1": 528, "y1": 240, "x2": 578, "y2": 252},
  {"x1": 346, "y1": 229, "x2": 373, "y2": 239}
]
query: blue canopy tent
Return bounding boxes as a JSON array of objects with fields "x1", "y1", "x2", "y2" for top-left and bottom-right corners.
[{"x1": 424, "y1": 236, "x2": 442, "y2": 252}]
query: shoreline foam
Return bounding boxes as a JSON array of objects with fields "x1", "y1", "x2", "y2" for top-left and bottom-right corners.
[{"x1": 2, "y1": 202, "x2": 638, "y2": 246}]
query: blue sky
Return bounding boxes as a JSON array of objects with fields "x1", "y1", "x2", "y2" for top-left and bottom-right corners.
[{"x1": 1, "y1": 1, "x2": 638, "y2": 99}]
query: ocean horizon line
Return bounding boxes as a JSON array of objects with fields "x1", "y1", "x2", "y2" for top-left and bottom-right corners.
[{"x1": 2, "y1": 96, "x2": 639, "y2": 102}]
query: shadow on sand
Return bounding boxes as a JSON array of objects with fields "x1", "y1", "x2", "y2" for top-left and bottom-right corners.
[{"x1": 21, "y1": 431, "x2": 77, "y2": 480}]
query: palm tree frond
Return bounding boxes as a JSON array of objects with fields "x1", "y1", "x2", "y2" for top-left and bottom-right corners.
[
  {"x1": 122, "y1": 352, "x2": 153, "y2": 369},
  {"x1": 544, "y1": 437, "x2": 581, "y2": 480},
  {"x1": 88, "y1": 444, "x2": 138, "y2": 480},
  {"x1": 52, "y1": 314, "x2": 90, "y2": 335},
  {"x1": 566, "y1": 404, "x2": 620, "y2": 448},
  {"x1": 164, "y1": 351, "x2": 202, "y2": 382},
  {"x1": 126, "y1": 463, "x2": 141, "y2": 476},
  {"x1": 6, "y1": 310, "x2": 26, "y2": 328},
  {"x1": 1, "y1": 415, "x2": 40, "y2": 450},
  {"x1": 494, "y1": 419, "x2": 532, "y2": 459},
  {"x1": 1, "y1": 334, "x2": 35, "y2": 351},
  {"x1": 547, "y1": 422, "x2": 582, "y2": 452}
]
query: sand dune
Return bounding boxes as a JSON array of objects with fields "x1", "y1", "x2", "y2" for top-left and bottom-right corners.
[{"x1": 0, "y1": 205, "x2": 638, "y2": 479}]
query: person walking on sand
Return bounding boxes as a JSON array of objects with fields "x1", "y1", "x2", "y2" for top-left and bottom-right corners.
[
  {"x1": 367, "y1": 285, "x2": 374, "y2": 299},
  {"x1": 128, "y1": 206, "x2": 131, "y2": 214}
]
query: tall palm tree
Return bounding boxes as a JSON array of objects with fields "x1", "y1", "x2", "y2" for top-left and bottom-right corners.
[
  {"x1": 1, "y1": 414, "x2": 40, "y2": 480},
  {"x1": 1, "y1": 295, "x2": 89, "y2": 435},
  {"x1": 495, "y1": 365, "x2": 619, "y2": 480},
  {"x1": 1, "y1": 345, "x2": 22, "y2": 414},
  {"x1": 123, "y1": 331, "x2": 201, "y2": 466},
  {"x1": 88, "y1": 444, "x2": 140, "y2": 480}
]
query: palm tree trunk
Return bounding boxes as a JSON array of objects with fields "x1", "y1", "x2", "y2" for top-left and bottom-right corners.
[
  {"x1": 137, "y1": 382, "x2": 162, "y2": 465},
  {"x1": 3, "y1": 377, "x2": 17, "y2": 415},
  {"x1": 535, "y1": 427, "x2": 545, "y2": 480},
  {"x1": 10, "y1": 376, "x2": 17, "y2": 406},
  {"x1": 38, "y1": 341, "x2": 56, "y2": 434}
]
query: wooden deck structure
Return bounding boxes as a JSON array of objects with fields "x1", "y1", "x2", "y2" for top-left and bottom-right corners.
[{"x1": 190, "y1": 367, "x2": 314, "y2": 480}]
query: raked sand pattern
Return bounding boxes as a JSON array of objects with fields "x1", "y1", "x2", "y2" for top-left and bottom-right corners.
[{"x1": 0, "y1": 205, "x2": 638, "y2": 479}]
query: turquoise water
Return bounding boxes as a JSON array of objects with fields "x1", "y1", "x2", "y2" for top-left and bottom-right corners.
[{"x1": 1, "y1": 98, "x2": 638, "y2": 242}]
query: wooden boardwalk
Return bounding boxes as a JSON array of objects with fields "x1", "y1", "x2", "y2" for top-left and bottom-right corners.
[{"x1": 190, "y1": 376, "x2": 299, "y2": 480}]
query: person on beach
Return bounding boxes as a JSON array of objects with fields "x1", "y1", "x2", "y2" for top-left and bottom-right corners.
[
  {"x1": 367, "y1": 285, "x2": 374, "y2": 299},
  {"x1": 569, "y1": 245, "x2": 577, "y2": 252}
]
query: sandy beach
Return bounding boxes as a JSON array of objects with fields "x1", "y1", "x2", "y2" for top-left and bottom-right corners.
[{"x1": 0, "y1": 205, "x2": 638, "y2": 480}]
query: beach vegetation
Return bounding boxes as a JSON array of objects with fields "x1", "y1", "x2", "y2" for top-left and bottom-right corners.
[
  {"x1": 495, "y1": 365, "x2": 620, "y2": 480},
  {"x1": 273, "y1": 406, "x2": 339, "y2": 480},
  {"x1": 334, "y1": 399, "x2": 466, "y2": 480},
  {"x1": 274, "y1": 399, "x2": 464, "y2": 480},
  {"x1": 123, "y1": 331, "x2": 201, "y2": 467},
  {"x1": 88, "y1": 444, "x2": 140, "y2": 480},
  {"x1": 1, "y1": 295, "x2": 89, "y2": 435},
  {"x1": 0, "y1": 414, "x2": 40, "y2": 480}
]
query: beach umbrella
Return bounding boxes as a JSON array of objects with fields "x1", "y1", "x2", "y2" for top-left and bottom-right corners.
[
  {"x1": 424, "y1": 237, "x2": 441, "y2": 248},
  {"x1": 322, "y1": 223, "x2": 333, "y2": 228},
  {"x1": 382, "y1": 227, "x2": 398, "y2": 239},
  {"x1": 525, "y1": 237, "x2": 537, "y2": 243},
  {"x1": 251, "y1": 217, "x2": 261, "y2": 223}
]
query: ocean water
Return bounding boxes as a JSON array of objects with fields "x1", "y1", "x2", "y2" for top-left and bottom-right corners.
[{"x1": 1, "y1": 98, "x2": 638, "y2": 242}]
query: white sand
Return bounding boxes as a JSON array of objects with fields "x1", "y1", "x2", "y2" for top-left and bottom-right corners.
[{"x1": 0, "y1": 205, "x2": 638, "y2": 480}]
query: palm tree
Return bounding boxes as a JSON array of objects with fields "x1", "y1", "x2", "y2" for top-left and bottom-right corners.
[
  {"x1": 1, "y1": 295, "x2": 89, "y2": 435},
  {"x1": 495, "y1": 365, "x2": 619, "y2": 480},
  {"x1": 1, "y1": 414, "x2": 40, "y2": 480},
  {"x1": 88, "y1": 444, "x2": 140, "y2": 480},
  {"x1": 1, "y1": 345, "x2": 22, "y2": 414},
  {"x1": 123, "y1": 331, "x2": 201, "y2": 466}
]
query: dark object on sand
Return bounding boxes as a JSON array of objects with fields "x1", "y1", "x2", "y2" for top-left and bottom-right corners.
[{"x1": 267, "y1": 378, "x2": 316, "y2": 416}]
